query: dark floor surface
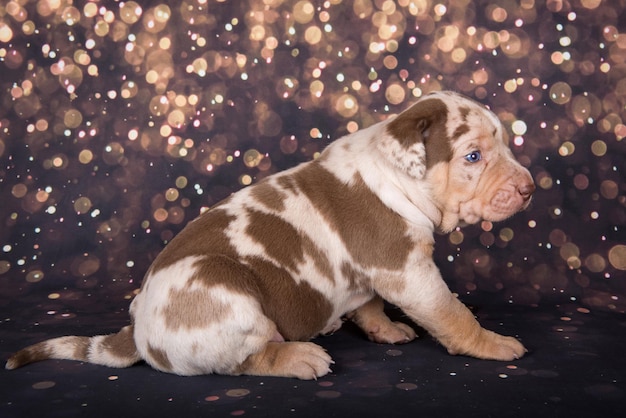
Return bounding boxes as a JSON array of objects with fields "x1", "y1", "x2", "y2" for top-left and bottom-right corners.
[{"x1": 2, "y1": 297, "x2": 624, "y2": 418}]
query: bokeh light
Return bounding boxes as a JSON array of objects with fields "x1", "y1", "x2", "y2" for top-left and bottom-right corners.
[{"x1": 0, "y1": 0, "x2": 625, "y2": 316}]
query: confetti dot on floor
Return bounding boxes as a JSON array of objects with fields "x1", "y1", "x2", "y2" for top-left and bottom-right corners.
[
  {"x1": 32, "y1": 381, "x2": 56, "y2": 390},
  {"x1": 226, "y1": 389, "x2": 250, "y2": 398},
  {"x1": 316, "y1": 390, "x2": 341, "y2": 399},
  {"x1": 396, "y1": 383, "x2": 418, "y2": 391}
]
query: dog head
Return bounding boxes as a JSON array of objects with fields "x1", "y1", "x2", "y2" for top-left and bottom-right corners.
[{"x1": 379, "y1": 91, "x2": 535, "y2": 233}]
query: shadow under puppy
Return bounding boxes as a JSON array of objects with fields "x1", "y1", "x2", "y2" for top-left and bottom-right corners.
[{"x1": 6, "y1": 91, "x2": 535, "y2": 379}]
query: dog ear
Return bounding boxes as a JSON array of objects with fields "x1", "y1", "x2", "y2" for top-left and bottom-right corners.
[{"x1": 378, "y1": 97, "x2": 452, "y2": 179}]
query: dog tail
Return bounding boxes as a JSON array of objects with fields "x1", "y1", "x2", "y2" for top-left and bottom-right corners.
[{"x1": 5, "y1": 325, "x2": 141, "y2": 370}]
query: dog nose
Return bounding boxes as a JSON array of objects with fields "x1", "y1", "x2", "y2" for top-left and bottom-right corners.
[{"x1": 518, "y1": 183, "x2": 535, "y2": 200}]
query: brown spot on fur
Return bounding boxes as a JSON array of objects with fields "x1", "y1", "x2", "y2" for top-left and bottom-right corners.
[
  {"x1": 147, "y1": 344, "x2": 172, "y2": 371},
  {"x1": 173, "y1": 253, "x2": 330, "y2": 341},
  {"x1": 302, "y1": 235, "x2": 334, "y2": 282},
  {"x1": 293, "y1": 163, "x2": 414, "y2": 270},
  {"x1": 277, "y1": 175, "x2": 299, "y2": 194},
  {"x1": 245, "y1": 256, "x2": 333, "y2": 341},
  {"x1": 71, "y1": 336, "x2": 90, "y2": 361},
  {"x1": 250, "y1": 180, "x2": 287, "y2": 212},
  {"x1": 374, "y1": 243, "x2": 432, "y2": 297},
  {"x1": 340, "y1": 262, "x2": 370, "y2": 292},
  {"x1": 246, "y1": 209, "x2": 304, "y2": 272},
  {"x1": 101, "y1": 326, "x2": 136, "y2": 359},
  {"x1": 162, "y1": 287, "x2": 232, "y2": 330},
  {"x1": 381, "y1": 246, "x2": 434, "y2": 298},
  {"x1": 453, "y1": 123, "x2": 470, "y2": 139},
  {"x1": 245, "y1": 209, "x2": 335, "y2": 282},
  {"x1": 162, "y1": 289, "x2": 232, "y2": 330},
  {"x1": 386, "y1": 98, "x2": 453, "y2": 169},
  {"x1": 459, "y1": 106, "x2": 470, "y2": 120},
  {"x1": 189, "y1": 254, "x2": 262, "y2": 296},
  {"x1": 149, "y1": 209, "x2": 238, "y2": 275}
]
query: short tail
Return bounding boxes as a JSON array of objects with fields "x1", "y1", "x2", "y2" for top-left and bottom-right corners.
[{"x1": 5, "y1": 325, "x2": 141, "y2": 370}]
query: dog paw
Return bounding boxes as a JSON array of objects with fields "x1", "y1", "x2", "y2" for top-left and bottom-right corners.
[
  {"x1": 241, "y1": 342, "x2": 334, "y2": 380},
  {"x1": 285, "y1": 342, "x2": 334, "y2": 380},
  {"x1": 449, "y1": 330, "x2": 526, "y2": 361},
  {"x1": 485, "y1": 334, "x2": 527, "y2": 361},
  {"x1": 367, "y1": 321, "x2": 417, "y2": 345}
]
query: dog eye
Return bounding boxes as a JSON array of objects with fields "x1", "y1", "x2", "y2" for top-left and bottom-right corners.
[{"x1": 464, "y1": 151, "x2": 482, "y2": 163}]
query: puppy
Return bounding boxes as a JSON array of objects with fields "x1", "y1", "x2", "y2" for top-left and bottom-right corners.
[{"x1": 6, "y1": 91, "x2": 534, "y2": 379}]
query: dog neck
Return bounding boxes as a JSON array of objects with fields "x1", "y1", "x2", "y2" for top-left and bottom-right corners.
[
  {"x1": 320, "y1": 123, "x2": 442, "y2": 232},
  {"x1": 376, "y1": 163, "x2": 444, "y2": 231}
]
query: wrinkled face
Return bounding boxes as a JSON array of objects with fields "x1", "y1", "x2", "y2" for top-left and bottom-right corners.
[{"x1": 384, "y1": 91, "x2": 535, "y2": 232}]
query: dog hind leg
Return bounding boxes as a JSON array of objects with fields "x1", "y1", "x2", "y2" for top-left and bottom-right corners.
[
  {"x1": 348, "y1": 295, "x2": 417, "y2": 344},
  {"x1": 235, "y1": 341, "x2": 333, "y2": 380}
]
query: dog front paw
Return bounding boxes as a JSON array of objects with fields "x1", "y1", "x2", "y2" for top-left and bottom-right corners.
[
  {"x1": 485, "y1": 333, "x2": 527, "y2": 361},
  {"x1": 448, "y1": 329, "x2": 526, "y2": 361},
  {"x1": 367, "y1": 321, "x2": 417, "y2": 345}
]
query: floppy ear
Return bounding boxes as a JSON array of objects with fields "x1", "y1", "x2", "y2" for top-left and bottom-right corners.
[{"x1": 377, "y1": 97, "x2": 452, "y2": 179}]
